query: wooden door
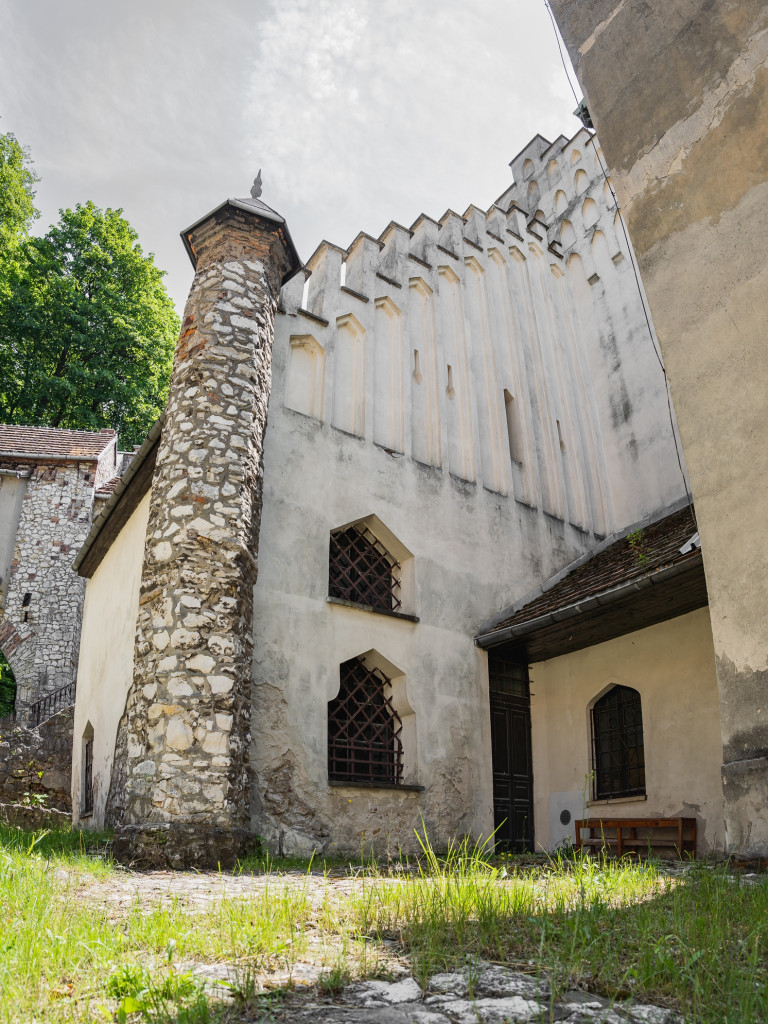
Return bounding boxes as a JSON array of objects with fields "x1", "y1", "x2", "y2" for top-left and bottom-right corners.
[{"x1": 489, "y1": 657, "x2": 534, "y2": 851}]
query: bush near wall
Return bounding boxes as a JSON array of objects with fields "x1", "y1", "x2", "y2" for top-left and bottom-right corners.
[{"x1": 0, "y1": 652, "x2": 16, "y2": 717}]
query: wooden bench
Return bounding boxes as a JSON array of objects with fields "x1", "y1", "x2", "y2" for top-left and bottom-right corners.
[{"x1": 574, "y1": 817, "x2": 697, "y2": 859}]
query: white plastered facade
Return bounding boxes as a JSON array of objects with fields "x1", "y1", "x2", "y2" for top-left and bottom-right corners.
[
  {"x1": 71, "y1": 492, "x2": 151, "y2": 827},
  {"x1": 247, "y1": 131, "x2": 689, "y2": 855}
]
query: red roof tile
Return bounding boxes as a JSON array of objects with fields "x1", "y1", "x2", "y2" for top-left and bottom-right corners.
[
  {"x1": 491, "y1": 505, "x2": 699, "y2": 632},
  {"x1": 94, "y1": 477, "x2": 122, "y2": 497},
  {"x1": 0, "y1": 424, "x2": 115, "y2": 460}
]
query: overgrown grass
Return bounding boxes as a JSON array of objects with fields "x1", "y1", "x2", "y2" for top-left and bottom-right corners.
[
  {"x1": 0, "y1": 826, "x2": 766, "y2": 1023},
  {"x1": 343, "y1": 834, "x2": 768, "y2": 1020}
]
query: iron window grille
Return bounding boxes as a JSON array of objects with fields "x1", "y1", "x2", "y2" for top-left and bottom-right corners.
[
  {"x1": 83, "y1": 738, "x2": 94, "y2": 815},
  {"x1": 591, "y1": 685, "x2": 646, "y2": 800},
  {"x1": 328, "y1": 656, "x2": 403, "y2": 785},
  {"x1": 329, "y1": 524, "x2": 402, "y2": 612}
]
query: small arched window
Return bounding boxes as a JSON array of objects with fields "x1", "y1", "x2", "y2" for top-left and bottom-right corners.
[
  {"x1": 591, "y1": 685, "x2": 645, "y2": 800},
  {"x1": 82, "y1": 722, "x2": 95, "y2": 815},
  {"x1": 328, "y1": 656, "x2": 403, "y2": 785},
  {"x1": 329, "y1": 524, "x2": 401, "y2": 612}
]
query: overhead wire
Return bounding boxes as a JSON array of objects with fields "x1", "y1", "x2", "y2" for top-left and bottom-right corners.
[{"x1": 542, "y1": 0, "x2": 694, "y2": 519}]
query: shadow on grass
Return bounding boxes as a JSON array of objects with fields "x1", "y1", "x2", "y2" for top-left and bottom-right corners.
[{"x1": 2, "y1": 824, "x2": 767, "y2": 1024}]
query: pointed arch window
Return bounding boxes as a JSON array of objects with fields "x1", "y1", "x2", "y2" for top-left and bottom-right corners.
[
  {"x1": 329, "y1": 524, "x2": 401, "y2": 612},
  {"x1": 328, "y1": 657, "x2": 403, "y2": 784},
  {"x1": 591, "y1": 685, "x2": 645, "y2": 800},
  {"x1": 82, "y1": 722, "x2": 94, "y2": 816}
]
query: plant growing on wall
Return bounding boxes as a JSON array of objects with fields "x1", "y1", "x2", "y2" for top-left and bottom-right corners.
[
  {"x1": 627, "y1": 528, "x2": 650, "y2": 567},
  {"x1": 0, "y1": 652, "x2": 15, "y2": 717}
]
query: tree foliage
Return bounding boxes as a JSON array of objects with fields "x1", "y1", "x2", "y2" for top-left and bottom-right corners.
[
  {"x1": 0, "y1": 134, "x2": 179, "y2": 448},
  {"x1": 0, "y1": 132, "x2": 38, "y2": 259}
]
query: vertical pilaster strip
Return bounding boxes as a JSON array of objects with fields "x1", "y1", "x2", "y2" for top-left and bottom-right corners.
[{"x1": 111, "y1": 201, "x2": 297, "y2": 868}]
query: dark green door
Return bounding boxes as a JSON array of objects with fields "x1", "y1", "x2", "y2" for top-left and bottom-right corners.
[{"x1": 489, "y1": 656, "x2": 534, "y2": 851}]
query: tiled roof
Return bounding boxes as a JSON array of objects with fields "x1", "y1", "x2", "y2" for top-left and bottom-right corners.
[
  {"x1": 95, "y1": 451, "x2": 137, "y2": 497},
  {"x1": 489, "y1": 505, "x2": 699, "y2": 633},
  {"x1": 0, "y1": 424, "x2": 116, "y2": 460},
  {"x1": 94, "y1": 476, "x2": 122, "y2": 498}
]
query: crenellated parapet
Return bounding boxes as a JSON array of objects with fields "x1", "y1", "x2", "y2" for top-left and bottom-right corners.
[{"x1": 273, "y1": 127, "x2": 680, "y2": 540}]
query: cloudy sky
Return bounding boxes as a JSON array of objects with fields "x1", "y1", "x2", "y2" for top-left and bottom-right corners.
[{"x1": 0, "y1": 0, "x2": 580, "y2": 315}]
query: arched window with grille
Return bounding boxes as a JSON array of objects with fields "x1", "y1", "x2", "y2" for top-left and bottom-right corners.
[
  {"x1": 591, "y1": 685, "x2": 645, "y2": 800},
  {"x1": 328, "y1": 656, "x2": 403, "y2": 785},
  {"x1": 328, "y1": 523, "x2": 401, "y2": 612}
]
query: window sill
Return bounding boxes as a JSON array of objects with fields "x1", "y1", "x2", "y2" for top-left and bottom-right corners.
[
  {"x1": 326, "y1": 596, "x2": 419, "y2": 623},
  {"x1": 329, "y1": 780, "x2": 424, "y2": 793},
  {"x1": 587, "y1": 794, "x2": 647, "y2": 808}
]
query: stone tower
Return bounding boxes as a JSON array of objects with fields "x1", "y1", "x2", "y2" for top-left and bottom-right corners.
[{"x1": 110, "y1": 183, "x2": 301, "y2": 868}]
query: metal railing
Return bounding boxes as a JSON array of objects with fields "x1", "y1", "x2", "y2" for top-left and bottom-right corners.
[{"x1": 27, "y1": 680, "x2": 77, "y2": 728}]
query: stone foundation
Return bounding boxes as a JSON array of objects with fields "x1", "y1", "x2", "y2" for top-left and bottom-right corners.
[
  {"x1": 0, "y1": 803, "x2": 70, "y2": 829},
  {"x1": 0, "y1": 706, "x2": 74, "y2": 812},
  {"x1": 112, "y1": 823, "x2": 259, "y2": 870}
]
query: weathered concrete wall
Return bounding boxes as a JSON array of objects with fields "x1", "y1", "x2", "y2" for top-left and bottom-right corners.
[
  {"x1": 109, "y1": 202, "x2": 295, "y2": 868},
  {"x1": 531, "y1": 608, "x2": 724, "y2": 855},
  {"x1": 497, "y1": 134, "x2": 687, "y2": 528},
  {"x1": 0, "y1": 706, "x2": 74, "y2": 813},
  {"x1": 249, "y1": 140, "x2": 688, "y2": 857},
  {"x1": 550, "y1": 0, "x2": 768, "y2": 856},
  {"x1": 71, "y1": 492, "x2": 150, "y2": 827}
]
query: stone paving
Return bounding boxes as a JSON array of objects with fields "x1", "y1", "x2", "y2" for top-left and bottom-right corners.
[
  {"x1": 193, "y1": 964, "x2": 682, "y2": 1023},
  {"x1": 60, "y1": 867, "x2": 692, "y2": 1023},
  {"x1": 257, "y1": 968, "x2": 680, "y2": 1023}
]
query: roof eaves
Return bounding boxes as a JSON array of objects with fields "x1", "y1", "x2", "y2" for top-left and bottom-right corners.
[
  {"x1": 73, "y1": 414, "x2": 165, "y2": 575},
  {"x1": 476, "y1": 495, "x2": 694, "y2": 636},
  {"x1": 474, "y1": 553, "x2": 703, "y2": 649}
]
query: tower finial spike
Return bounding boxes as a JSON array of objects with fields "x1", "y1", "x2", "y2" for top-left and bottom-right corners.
[{"x1": 250, "y1": 170, "x2": 263, "y2": 199}]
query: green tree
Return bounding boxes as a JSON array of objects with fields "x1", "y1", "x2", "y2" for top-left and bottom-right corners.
[
  {"x1": 0, "y1": 201, "x2": 178, "y2": 447},
  {"x1": 0, "y1": 131, "x2": 39, "y2": 258}
]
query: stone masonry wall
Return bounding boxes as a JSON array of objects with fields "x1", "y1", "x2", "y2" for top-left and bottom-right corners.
[
  {"x1": 109, "y1": 204, "x2": 294, "y2": 867},
  {"x1": 0, "y1": 705, "x2": 74, "y2": 812},
  {"x1": 0, "y1": 460, "x2": 98, "y2": 713}
]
